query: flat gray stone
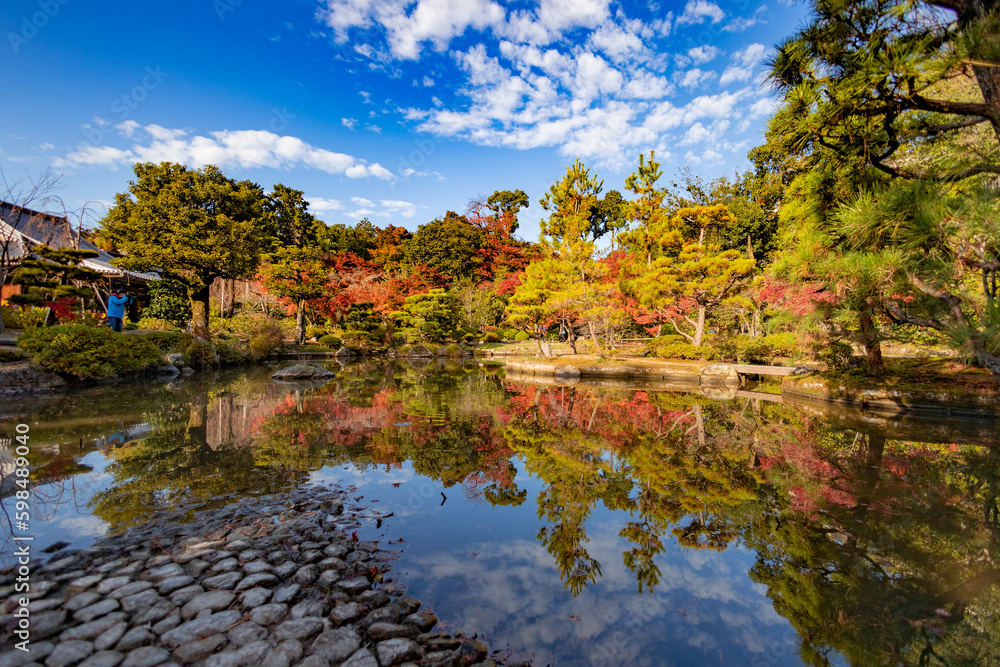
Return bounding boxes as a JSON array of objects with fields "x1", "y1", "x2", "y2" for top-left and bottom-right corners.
[
  {"x1": 95, "y1": 578, "x2": 131, "y2": 596},
  {"x1": 366, "y1": 622, "x2": 418, "y2": 641},
  {"x1": 74, "y1": 599, "x2": 120, "y2": 623},
  {"x1": 226, "y1": 621, "x2": 267, "y2": 647},
  {"x1": 233, "y1": 641, "x2": 270, "y2": 664},
  {"x1": 308, "y1": 628, "x2": 360, "y2": 664},
  {"x1": 376, "y1": 638, "x2": 421, "y2": 666},
  {"x1": 45, "y1": 641, "x2": 93, "y2": 667},
  {"x1": 119, "y1": 646, "x2": 170, "y2": 667},
  {"x1": 0, "y1": 643, "x2": 53, "y2": 667},
  {"x1": 271, "y1": 562, "x2": 297, "y2": 580},
  {"x1": 181, "y1": 591, "x2": 236, "y2": 620},
  {"x1": 64, "y1": 592, "x2": 103, "y2": 612},
  {"x1": 169, "y1": 585, "x2": 204, "y2": 607},
  {"x1": 114, "y1": 627, "x2": 154, "y2": 652},
  {"x1": 292, "y1": 565, "x2": 319, "y2": 586},
  {"x1": 234, "y1": 573, "x2": 277, "y2": 592},
  {"x1": 108, "y1": 582, "x2": 153, "y2": 601},
  {"x1": 203, "y1": 653, "x2": 241, "y2": 667},
  {"x1": 145, "y1": 564, "x2": 184, "y2": 582},
  {"x1": 33, "y1": 610, "x2": 68, "y2": 640},
  {"x1": 271, "y1": 584, "x2": 301, "y2": 605},
  {"x1": 262, "y1": 640, "x2": 302, "y2": 667},
  {"x1": 202, "y1": 572, "x2": 241, "y2": 590},
  {"x1": 297, "y1": 656, "x2": 327, "y2": 667},
  {"x1": 272, "y1": 617, "x2": 323, "y2": 641},
  {"x1": 60, "y1": 613, "x2": 127, "y2": 641},
  {"x1": 131, "y1": 600, "x2": 174, "y2": 626},
  {"x1": 150, "y1": 612, "x2": 180, "y2": 636},
  {"x1": 240, "y1": 560, "x2": 271, "y2": 576},
  {"x1": 290, "y1": 600, "x2": 324, "y2": 619},
  {"x1": 77, "y1": 651, "x2": 123, "y2": 667},
  {"x1": 238, "y1": 588, "x2": 271, "y2": 610},
  {"x1": 171, "y1": 634, "x2": 227, "y2": 664},
  {"x1": 119, "y1": 589, "x2": 162, "y2": 614},
  {"x1": 156, "y1": 576, "x2": 194, "y2": 595},
  {"x1": 336, "y1": 578, "x2": 369, "y2": 595},
  {"x1": 403, "y1": 611, "x2": 437, "y2": 632},
  {"x1": 206, "y1": 559, "x2": 238, "y2": 576},
  {"x1": 248, "y1": 603, "x2": 287, "y2": 627},
  {"x1": 67, "y1": 575, "x2": 105, "y2": 593},
  {"x1": 340, "y1": 648, "x2": 378, "y2": 667},
  {"x1": 159, "y1": 610, "x2": 242, "y2": 648},
  {"x1": 93, "y1": 622, "x2": 128, "y2": 651},
  {"x1": 329, "y1": 602, "x2": 362, "y2": 626}
]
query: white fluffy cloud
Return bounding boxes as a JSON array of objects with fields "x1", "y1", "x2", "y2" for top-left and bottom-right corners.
[
  {"x1": 317, "y1": 0, "x2": 776, "y2": 166},
  {"x1": 676, "y1": 0, "x2": 725, "y2": 26},
  {"x1": 53, "y1": 123, "x2": 393, "y2": 180}
]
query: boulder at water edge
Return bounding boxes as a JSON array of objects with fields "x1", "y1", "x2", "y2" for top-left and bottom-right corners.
[{"x1": 272, "y1": 364, "x2": 336, "y2": 380}]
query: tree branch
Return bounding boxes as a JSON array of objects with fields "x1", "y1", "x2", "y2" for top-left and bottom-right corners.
[
  {"x1": 669, "y1": 318, "x2": 694, "y2": 344},
  {"x1": 883, "y1": 300, "x2": 946, "y2": 331}
]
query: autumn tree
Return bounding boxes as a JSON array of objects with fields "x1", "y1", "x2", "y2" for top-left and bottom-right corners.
[
  {"x1": 100, "y1": 162, "x2": 268, "y2": 333},
  {"x1": 259, "y1": 245, "x2": 328, "y2": 344}
]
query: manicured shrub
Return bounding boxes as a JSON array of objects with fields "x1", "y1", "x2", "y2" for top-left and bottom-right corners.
[
  {"x1": 503, "y1": 328, "x2": 519, "y2": 340},
  {"x1": 445, "y1": 343, "x2": 463, "y2": 357},
  {"x1": 18, "y1": 324, "x2": 162, "y2": 379},
  {"x1": 318, "y1": 334, "x2": 342, "y2": 349},
  {"x1": 654, "y1": 342, "x2": 715, "y2": 360},
  {"x1": 136, "y1": 316, "x2": 180, "y2": 331},
  {"x1": 483, "y1": 331, "x2": 501, "y2": 343},
  {"x1": 306, "y1": 326, "x2": 327, "y2": 341},
  {"x1": 139, "y1": 331, "x2": 195, "y2": 353},
  {"x1": 183, "y1": 339, "x2": 217, "y2": 369},
  {"x1": 215, "y1": 339, "x2": 248, "y2": 365},
  {"x1": 514, "y1": 331, "x2": 530, "y2": 341},
  {"x1": 0, "y1": 305, "x2": 48, "y2": 329},
  {"x1": 815, "y1": 340, "x2": 854, "y2": 370},
  {"x1": 462, "y1": 332, "x2": 480, "y2": 343}
]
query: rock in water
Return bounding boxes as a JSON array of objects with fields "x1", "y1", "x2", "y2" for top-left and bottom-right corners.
[{"x1": 271, "y1": 364, "x2": 336, "y2": 380}]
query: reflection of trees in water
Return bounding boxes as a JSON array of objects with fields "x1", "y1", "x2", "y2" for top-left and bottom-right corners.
[{"x1": 499, "y1": 380, "x2": 1000, "y2": 665}]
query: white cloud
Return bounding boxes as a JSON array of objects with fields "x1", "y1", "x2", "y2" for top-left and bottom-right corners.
[
  {"x1": 52, "y1": 124, "x2": 393, "y2": 180},
  {"x1": 722, "y1": 16, "x2": 760, "y2": 32},
  {"x1": 307, "y1": 196, "x2": 344, "y2": 213},
  {"x1": 351, "y1": 196, "x2": 374, "y2": 206},
  {"x1": 38, "y1": 142, "x2": 55, "y2": 150},
  {"x1": 687, "y1": 45, "x2": 720, "y2": 64},
  {"x1": 342, "y1": 117, "x2": 358, "y2": 130},
  {"x1": 537, "y1": 0, "x2": 610, "y2": 32},
  {"x1": 380, "y1": 199, "x2": 417, "y2": 217},
  {"x1": 676, "y1": 0, "x2": 725, "y2": 26},
  {"x1": 679, "y1": 68, "x2": 716, "y2": 90},
  {"x1": 720, "y1": 43, "x2": 767, "y2": 85}
]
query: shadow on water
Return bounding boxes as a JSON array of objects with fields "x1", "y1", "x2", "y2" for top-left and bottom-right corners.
[{"x1": 1, "y1": 361, "x2": 999, "y2": 666}]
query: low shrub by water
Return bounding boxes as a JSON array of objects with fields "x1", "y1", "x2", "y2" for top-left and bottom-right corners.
[
  {"x1": 139, "y1": 331, "x2": 195, "y2": 353},
  {"x1": 18, "y1": 324, "x2": 162, "y2": 379}
]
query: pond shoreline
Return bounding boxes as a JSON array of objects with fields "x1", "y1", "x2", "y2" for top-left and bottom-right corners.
[
  {"x1": 499, "y1": 354, "x2": 1000, "y2": 419},
  {"x1": 0, "y1": 484, "x2": 518, "y2": 667}
]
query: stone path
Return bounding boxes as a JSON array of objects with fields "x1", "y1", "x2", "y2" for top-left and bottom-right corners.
[{"x1": 0, "y1": 487, "x2": 525, "y2": 667}]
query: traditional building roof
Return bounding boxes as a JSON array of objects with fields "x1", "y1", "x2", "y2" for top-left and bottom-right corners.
[{"x1": 0, "y1": 201, "x2": 157, "y2": 282}]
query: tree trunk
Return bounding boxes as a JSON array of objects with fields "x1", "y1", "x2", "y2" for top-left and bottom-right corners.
[
  {"x1": 566, "y1": 317, "x2": 578, "y2": 355},
  {"x1": 190, "y1": 284, "x2": 211, "y2": 337},
  {"x1": 221, "y1": 278, "x2": 236, "y2": 318},
  {"x1": 588, "y1": 319, "x2": 601, "y2": 353},
  {"x1": 296, "y1": 300, "x2": 306, "y2": 344},
  {"x1": 691, "y1": 306, "x2": 707, "y2": 347},
  {"x1": 971, "y1": 338, "x2": 1000, "y2": 375},
  {"x1": 858, "y1": 311, "x2": 886, "y2": 376}
]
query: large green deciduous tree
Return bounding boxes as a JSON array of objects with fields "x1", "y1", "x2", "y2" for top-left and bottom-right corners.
[
  {"x1": 403, "y1": 211, "x2": 484, "y2": 280},
  {"x1": 100, "y1": 162, "x2": 268, "y2": 333}
]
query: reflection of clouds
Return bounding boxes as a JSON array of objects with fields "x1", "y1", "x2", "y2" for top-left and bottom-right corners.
[
  {"x1": 404, "y1": 519, "x2": 801, "y2": 665},
  {"x1": 57, "y1": 516, "x2": 107, "y2": 538}
]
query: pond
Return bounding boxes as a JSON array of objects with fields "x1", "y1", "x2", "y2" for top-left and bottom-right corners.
[{"x1": 1, "y1": 361, "x2": 998, "y2": 666}]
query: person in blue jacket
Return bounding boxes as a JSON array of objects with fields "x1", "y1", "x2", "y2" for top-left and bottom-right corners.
[{"x1": 106, "y1": 291, "x2": 132, "y2": 332}]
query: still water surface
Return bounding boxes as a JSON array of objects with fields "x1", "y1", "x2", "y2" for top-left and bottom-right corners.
[{"x1": 1, "y1": 361, "x2": 998, "y2": 666}]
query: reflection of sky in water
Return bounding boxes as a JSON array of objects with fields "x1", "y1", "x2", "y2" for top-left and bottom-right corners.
[{"x1": 319, "y1": 461, "x2": 803, "y2": 667}]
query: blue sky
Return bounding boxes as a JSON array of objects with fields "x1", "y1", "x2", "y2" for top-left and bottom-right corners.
[{"x1": 0, "y1": 0, "x2": 808, "y2": 240}]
